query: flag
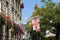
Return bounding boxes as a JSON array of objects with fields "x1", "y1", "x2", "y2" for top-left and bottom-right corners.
[{"x1": 32, "y1": 17, "x2": 40, "y2": 32}]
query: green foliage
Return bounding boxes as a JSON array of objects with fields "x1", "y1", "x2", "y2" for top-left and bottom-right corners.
[
  {"x1": 25, "y1": 21, "x2": 33, "y2": 33},
  {"x1": 25, "y1": 1, "x2": 60, "y2": 40}
]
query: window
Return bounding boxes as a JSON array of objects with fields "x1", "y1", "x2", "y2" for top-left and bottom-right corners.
[
  {"x1": 15, "y1": 11, "x2": 17, "y2": 13},
  {"x1": 16, "y1": 0, "x2": 17, "y2": 7},
  {"x1": 6, "y1": 1, "x2": 8, "y2": 6},
  {"x1": 0, "y1": 0, "x2": 1, "y2": 13},
  {"x1": 15, "y1": 11, "x2": 17, "y2": 15},
  {"x1": 18, "y1": 4, "x2": 19, "y2": 12},
  {"x1": 12, "y1": 0, "x2": 14, "y2": 5},
  {"x1": 17, "y1": 14, "x2": 19, "y2": 17},
  {"x1": 6, "y1": 1, "x2": 9, "y2": 15},
  {"x1": 20, "y1": 16, "x2": 21, "y2": 20},
  {"x1": 12, "y1": 7, "x2": 14, "y2": 12}
]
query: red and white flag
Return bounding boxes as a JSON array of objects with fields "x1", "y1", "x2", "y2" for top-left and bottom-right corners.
[{"x1": 32, "y1": 17, "x2": 40, "y2": 31}]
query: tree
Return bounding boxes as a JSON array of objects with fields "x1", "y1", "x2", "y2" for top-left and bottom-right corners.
[{"x1": 25, "y1": 0, "x2": 60, "y2": 40}]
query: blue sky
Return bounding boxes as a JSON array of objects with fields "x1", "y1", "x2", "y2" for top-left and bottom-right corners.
[{"x1": 22, "y1": 0, "x2": 60, "y2": 24}]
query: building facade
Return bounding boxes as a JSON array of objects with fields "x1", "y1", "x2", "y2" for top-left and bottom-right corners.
[{"x1": 0, "y1": 0, "x2": 24, "y2": 40}]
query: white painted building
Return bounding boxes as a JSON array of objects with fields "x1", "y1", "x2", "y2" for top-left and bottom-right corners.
[{"x1": 0, "y1": 0, "x2": 24, "y2": 40}]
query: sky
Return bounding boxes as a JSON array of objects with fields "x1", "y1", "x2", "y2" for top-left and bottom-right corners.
[{"x1": 22, "y1": 0, "x2": 60, "y2": 24}]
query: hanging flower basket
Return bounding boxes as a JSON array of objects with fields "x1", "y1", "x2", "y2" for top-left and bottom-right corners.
[
  {"x1": 19, "y1": 28, "x2": 24, "y2": 34},
  {"x1": 12, "y1": 24, "x2": 20, "y2": 35},
  {"x1": 20, "y1": 2, "x2": 24, "y2": 9},
  {"x1": 5, "y1": 15, "x2": 14, "y2": 28},
  {"x1": 5, "y1": 15, "x2": 11, "y2": 24},
  {"x1": 19, "y1": 24, "x2": 24, "y2": 34},
  {"x1": 5, "y1": 15, "x2": 11, "y2": 20},
  {"x1": 6, "y1": 20, "x2": 14, "y2": 29}
]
